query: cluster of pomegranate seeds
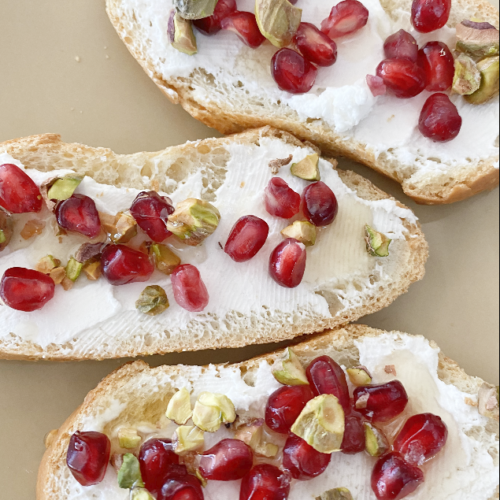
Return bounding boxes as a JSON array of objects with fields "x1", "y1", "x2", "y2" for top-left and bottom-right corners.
[
  {"x1": 283, "y1": 434, "x2": 332, "y2": 480},
  {"x1": 294, "y1": 23, "x2": 338, "y2": 67},
  {"x1": 171, "y1": 264, "x2": 209, "y2": 312},
  {"x1": 224, "y1": 215, "x2": 269, "y2": 262},
  {"x1": 0, "y1": 163, "x2": 43, "y2": 214},
  {"x1": 303, "y1": 181, "x2": 339, "y2": 227},
  {"x1": 193, "y1": 0, "x2": 237, "y2": 35},
  {"x1": 264, "y1": 177, "x2": 301, "y2": 219},
  {"x1": 159, "y1": 473, "x2": 204, "y2": 500},
  {"x1": 384, "y1": 30, "x2": 418, "y2": 62},
  {"x1": 200, "y1": 439, "x2": 254, "y2": 481},
  {"x1": 354, "y1": 381, "x2": 409, "y2": 422},
  {"x1": 272, "y1": 49, "x2": 318, "y2": 94},
  {"x1": 321, "y1": 0, "x2": 370, "y2": 39},
  {"x1": 0, "y1": 267, "x2": 55, "y2": 312},
  {"x1": 66, "y1": 431, "x2": 111, "y2": 487},
  {"x1": 418, "y1": 42, "x2": 455, "y2": 91},
  {"x1": 101, "y1": 244, "x2": 155, "y2": 286},
  {"x1": 341, "y1": 410, "x2": 366, "y2": 454},
  {"x1": 411, "y1": 0, "x2": 451, "y2": 33},
  {"x1": 55, "y1": 194, "x2": 102, "y2": 238},
  {"x1": 240, "y1": 464, "x2": 291, "y2": 500},
  {"x1": 376, "y1": 59, "x2": 426, "y2": 98},
  {"x1": 419, "y1": 94, "x2": 462, "y2": 142},
  {"x1": 269, "y1": 238, "x2": 307, "y2": 288},
  {"x1": 221, "y1": 11, "x2": 265, "y2": 48},
  {"x1": 130, "y1": 191, "x2": 175, "y2": 243}
]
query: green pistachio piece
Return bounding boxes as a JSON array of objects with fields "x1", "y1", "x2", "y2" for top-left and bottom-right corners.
[
  {"x1": 136, "y1": 286, "x2": 169, "y2": 317},
  {"x1": 0, "y1": 210, "x2": 13, "y2": 252},
  {"x1": 291, "y1": 154, "x2": 321, "y2": 181},
  {"x1": 100, "y1": 212, "x2": 137, "y2": 244},
  {"x1": 273, "y1": 348, "x2": 309, "y2": 385},
  {"x1": 36, "y1": 255, "x2": 61, "y2": 275},
  {"x1": 166, "y1": 388, "x2": 193, "y2": 425},
  {"x1": 346, "y1": 366, "x2": 372, "y2": 386},
  {"x1": 117, "y1": 453, "x2": 145, "y2": 489},
  {"x1": 47, "y1": 177, "x2": 82, "y2": 201},
  {"x1": 465, "y1": 56, "x2": 500, "y2": 105},
  {"x1": 365, "y1": 224, "x2": 391, "y2": 257},
  {"x1": 281, "y1": 220, "x2": 317, "y2": 247},
  {"x1": 316, "y1": 488, "x2": 354, "y2": 500},
  {"x1": 453, "y1": 54, "x2": 482, "y2": 95},
  {"x1": 118, "y1": 428, "x2": 142, "y2": 449},
  {"x1": 291, "y1": 394, "x2": 345, "y2": 454},
  {"x1": 0, "y1": 230, "x2": 5, "y2": 244},
  {"x1": 234, "y1": 419, "x2": 277, "y2": 457},
  {"x1": 151, "y1": 244, "x2": 181, "y2": 275},
  {"x1": 456, "y1": 21, "x2": 499, "y2": 60},
  {"x1": 257, "y1": 442, "x2": 280, "y2": 458},
  {"x1": 478, "y1": 383, "x2": 500, "y2": 421},
  {"x1": 168, "y1": 11, "x2": 198, "y2": 55},
  {"x1": 131, "y1": 489, "x2": 155, "y2": 500},
  {"x1": 66, "y1": 258, "x2": 83, "y2": 282},
  {"x1": 255, "y1": 0, "x2": 302, "y2": 48},
  {"x1": 174, "y1": 0, "x2": 219, "y2": 20},
  {"x1": 364, "y1": 422, "x2": 389, "y2": 457},
  {"x1": 174, "y1": 425, "x2": 205, "y2": 455},
  {"x1": 193, "y1": 392, "x2": 236, "y2": 432}
]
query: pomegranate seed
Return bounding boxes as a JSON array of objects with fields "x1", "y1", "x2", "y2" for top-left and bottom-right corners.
[
  {"x1": 294, "y1": 23, "x2": 338, "y2": 67},
  {"x1": 342, "y1": 410, "x2": 366, "y2": 454},
  {"x1": 171, "y1": 264, "x2": 209, "y2": 312},
  {"x1": 419, "y1": 94, "x2": 462, "y2": 143},
  {"x1": 269, "y1": 238, "x2": 307, "y2": 289},
  {"x1": 321, "y1": 0, "x2": 370, "y2": 39},
  {"x1": 200, "y1": 439, "x2": 254, "y2": 481},
  {"x1": 371, "y1": 452, "x2": 424, "y2": 500},
  {"x1": 158, "y1": 473, "x2": 204, "y2": 500},
  {"x1": 376, "y1": 59, "x2": 426, "y2": 98},
  {"x1": 302, "y1": 182, "x2": 339, "y2": 227},
  {"x1": 240, "y1": 464, "x2": 291, "y2": 500},
  {"x1": 393, "y1": 413, "x2": 448, "y2": 466},
  {"x1": 0, "y1": 163, "x2": 43, "y2": 214},
  {"x1": 0, "y1": 267, "x2": 55, "y2": 312},
  {"x1": 354, "y1": 381, "x2": 409, "y2": 423},
  {"x1": 130, "y1": 191, "x2": 174, "y2": 243},
  {"x1": 66, "y1": 431, "x2": 111, "y2": 487},
  {"x1": 221, "y1": 11, "x2": 266, "y2": 49},
  {"x1": 306, "y1": 356, "x2": 350, "y2": 411},
  {"x1": 193, "y1": 0, "x2": 237, "y2": 35},
  {"x1": 271, "y1": 48, "x2": 318, "y2": 94},
  {"x1": 264, "y1": 178, "x2": 301, "y2": 219},
  {"x1": 367, "y1": 75, "x2": 387, "y2": 96},
  {"x1": 411, "y1": 0, "x2": 451, "y2": 33},
  {"x1": 384, "y1": 30, "x2": 418, "y2": 62},
  {"x1": 101, "y1": 244, "x2": 155, "y2": 286},
  {"x1": 265, "y1": 385, "x2": 315, "y2": 434},
  {"x1": 225, "y1": 215, "x2": 269, "y2": 262},
  {"x1": 55, "y1": 195, "x2": 102, "y2": 238},
  {"x1": 418, "y1": 41, "x2": 454, "y2": 91},
  {"x1": 283, "y1": 434, "x2": 332, "y2": 480}
]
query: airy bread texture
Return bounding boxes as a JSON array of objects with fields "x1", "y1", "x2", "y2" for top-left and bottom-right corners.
[
  {"x1": 37, "y1": 324, "x2": 500, "y2": 500},
  {"x1": 0, "y1": 128, "x2": 427, "y2": 361},
  {"x1": 106, "y1": 0, "x2": 499, "y2": 205}
]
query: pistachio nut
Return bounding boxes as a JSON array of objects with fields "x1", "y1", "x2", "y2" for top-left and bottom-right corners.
[
  {"x1": 234, "y1": 419, "x2": 279, "y2": 458},
  {"x1": 0, "y1": 210, "x2": 14, "y2": 252},
  {"x1": 255, "y1": 0, "x2": 302, "y2": 48},
  {"x1": 131, "y1": 489, "x2": 155, "y2": 500},
  {"x1": 193, "y1": 392, "x2": 236, "y2": 432},
  {"x1": 257, "y1": 442, "x2": 280, "y2": 458},
  {"x1": 478, "y1": 383, "x2": 499, "y2": 421},
  {"x1": 465, "y1": 56, "x2": 500, "y2": 105},
  {"x1": 273, "y1": 348, "x2": 310, "y2": 386},
  {"x1": 166, "y1": 388, "x2": 193, "y2": 425},
  {"x1": 100, "y1": 212, "x2": 137, "y2": 244},
  {"x1": 118, "y1": 428, "x2": 142, "y2": 450},
  {"x1": 346, "y1": 366, "x2": 372, "y2": 386},
  {"x1": 49, "y1": 267, "x2": 67, "y2": 285},
  {"x1": 47, "y1": 176, "x2": 82, "y2": 201},
  {"x1": 456, "y1": 21, "x2": 499, "y2": 60},
  {"x1": 281, "y1": 220, "x2": 317, "y2": 247},
  {"x1": 117, "y1": 453, "x2": 145, "y2": 489},
  {"x1": 75, "y1": 242, "x2": 106, "y2": 263},
  {"x1": 174, "y1": 425, "x2": 205, "y2": 455},
  {"x1": 83, "y1": 261, "x2": 102, "y2": 281},
  {"x1": 316, "y1": 488, "x2": 354, "y2": 500},
  {"x1": 364, "y1": 422, "x2": 389, "y2": 457},
  {"x1": 151, "y1": 244, "x2": 181, "y2": 275},
  {"x1": 36, "y1": 255, "x2": 61, "y2": 275},
  {"x1": 136, "y1": 285, "x2": 169, "y2": 316},
  {"x1": 453, "y1": 54, "x2": 482, "y2": 95},
  {"x1": 66, "y1": 258, "x2": 83, "y2": 282},
  {"x1": 174, "y1": 0, "x2": 219, "y2": 20},
  {"x1": 291, "y1": 154, "x2": 321, "y2": 181},
  {"x1": 168, "y1": 10, "x2": 198, "y2": 55},
  {"x1": 365, "y1": 224, "x2": 391, "y2": 257}
]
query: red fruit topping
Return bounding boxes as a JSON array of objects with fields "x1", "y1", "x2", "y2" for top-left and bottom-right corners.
[
  {"x1": 418, "y1": 41, "x2": 455, "y2": 91},
  {"x1": 341, "y1": 410, "x2": 366, "y2": 454},
  {"x1": 200, "y1": 439, "x2": 254, "y2": 481},
  {"x1": 265, "y1": 385, "x2": 315, "y2": 434},
  {"x1": 221, "y1": 11, "x2": 266, "y2": 49},
  {"x1": 193, "y1": 0, "x2": 237, "y2": 35},
  {"x1": 240, "y1": 464, "x2": 291, "y2": 500},
  {"x1": 321, "y1": 0, "x2": 370, "y2": 39},
  {"x1": 411, "y1": 0, "x2": 451, "y2": 33},
  {"x1": 225, "y1": 215, "x2": 269, "y2": 262},
  {"x1": 283, "y1": 434, "x2": 332, "y2": 480},
  {"x1": 294, "y1": 23, "x2": 338, "y2": 67},
  {"x1": 367, "y1": 75, "x2": 387, "y2": 96},
  {"x1": 302, "y1": 182, "x2": 339, "y2": 227},
  {"x1": 419, "y1": 94, "x2": 462, "y2": 143},
  {"x1": 371, "y1": 452, "x2": 424, "y2": 500},
  {"x1": 66, "y1": 431, "x2": 111, "y2": 487},
  {"x1": 158, "y1": 473, "x2": 204, "y2": 500},
  {"x1": 269, "y1": 238, "x2": 307, "y2": 289},
  {"x1": 393, "y1": 413, "x2": 448, "y2": 466},
  {"x1": 101, "y1": 244, "x2": 155, "y2": 286},
  {"x1": 376, "y1": 59, "x2": 426, "y2": 98},
  {"x1": 271, "y1": 48, "x2": 318, "y2": 94},
  {"x1": 264, "y1": 178, "x2": 301, "y2": 219},
  {"x1": 306, "y1": 356, "x2": 350, "y2": 410},
  {"x1": 354, "y1": 381, "x2": 409, "y2": 423},
  {"x1": 55, "y1": 195, "x2": 101, "y2": 238},
  {"x1": 0, "y1": 163, "x2": 43, "y2": 214},
  {"x1": 171, "y1": 264, "x2": 209, "y2": 312},
  {"x1": 384, "y1": 30, "x2": 418, "y2": 62},
  {"x1": 0, "y1": 267, "x2": 55, "y2": 312},
  {"x1": 130, "y1": 191, "x2": 174, "y2": 243}
]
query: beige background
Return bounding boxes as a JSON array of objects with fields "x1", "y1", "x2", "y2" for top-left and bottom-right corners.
[{"x1": 0, "y1": 0, "x2": 498, "y2": 497}]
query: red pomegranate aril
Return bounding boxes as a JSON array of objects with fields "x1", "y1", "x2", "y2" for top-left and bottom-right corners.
[
  {"x1": 225, "y1": 215, "x2": 269, "y2": 262},
  {"x1": 171, "y1": 264, "x2": 209, "y2": 312},
  {"x1": 302, "y1": 182, "x2": 338, "y2": 227},
  {"x1": 367, "y1": 75, "x2": 387, "y2": 96},
  {"x1": 306, "y1": 356, "x2": 350, "y2": 410},
  {"x1": 67, "y1": 431, "x2": 111, "y2": 487},
  {"x1": 101, "y1": 244, "x2": 155, "y2": 286},
  {"x1": 376, "y1": 59, "x2": 426, "y2": 98},
  {"x1": 264, "y1": 178, "x2": 301, "y2": 219},
  {"x1": 0, "y1": 267, "x2": 55, "y2": 312},
  {"x1": 159, "y1": 473, "x2": 204, "y2": 500},
  {"x1": 418, "y1": 42, "x2": 455, "y2": 91},
  {"x1": 321, "y1": 0, "x2": 370, "y2": 39},
  {"x1": 372, "y1": 452, "x2": 424, "y2": 500},
  {"x1": 283, "y1": 434, "x2": 332, "y2": 480},
  {"x1": 269, "y1": 238, "x2": 307, "y2": 289},
  {"x1": 271, "y1": 48, "x2": 318, "y2": 94},
  {"x1": 221, "y1": 11, "x2": 266, "y2": 48},
  {"x1": 412, "y1": 0, "x2": 451, "y2": 33},
  {"x1": 0, "y1": 163, "x2": 43, "y2": 214},
  {"x1": 354, "y1": 381, "x2": 409, "y2": 423},
  {"x1": 294, "y1": 23, "x2": 338, "y2": 67},
  {"x1": 240, "y1": 464, "x2": 291, "y2": 500},
  {"x1": 342, "y1": 410, "x2": 366, "y2": 454},
  {"x1": 130, "y1": 191, "x2": 174, "y2": 243},
  {"x1": 265, "y1": 385, "x2": 315, "y2": 434},
  {"x1": 384, "y1": 30, "x2": 418, "y2": 62},
  {"x1": 393, "y1": 413, "x2": 448, "y2": 466},
  {"x1": 193, "y1": 0, "x2": 237, "y2": 35},
  {"x1": 200, "y1": 439, "x2": 254, "y2": 481},
  {"x1": 56, "y1": 194, "x2": 101, "y2": 238},
  {"x1": 419, "y1": 94, "x2": 462, "y2": 143}
]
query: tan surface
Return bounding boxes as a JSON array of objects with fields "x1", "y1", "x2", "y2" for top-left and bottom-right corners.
[{"x1": 0, "y1": 0, "x2": 498, "y2": 497}]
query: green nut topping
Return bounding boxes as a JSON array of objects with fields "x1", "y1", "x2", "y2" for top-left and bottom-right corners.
[
  {"x1": 456, "y1": 21, "x2": 499, "y2": 60},
  {"x1": 136, "y1": 285, "x2": 169, "y2": 316},
  {"x1": 365, "y1": 224, "x2": 392, "y2": 257},
  {"x1": 174, "y1": 425, "x2": 205, "y2": 455},
  {"x1": 36, "y1": 255, "x2": 61, "y2": 275},
  {"x1": 465, "y1": 56, "x2": 500, "y2": 105},
  {"x1": 131, "y1": 489, "x2": 155, "y2": 500},
  {"x1": 256, "y1": 0, "x2": 302, "y2": 48},
  {"x1": 364, "y1": 422, "x2": 389, "y2": 457},
  {"x1": 174, "y1": 0, "x2": 219, "y2": 20},
  {"x1": 478, "y1": 383, "x2": 499, "y2": 421},
  {"x1": 346, "y1": 366, "x2": 372, "y2": 386},
  {"x1": 273, "y1": 348, "x2": 310, "y2": 386},
  {"x1": 316, "y1": 488, "x2": 354, "y2": 500},
  {"x1": 47, "y1": 177, "x2": 82, "y2": 201},
  {"x1": 0, "y1": 210, "x2": 14, "y2": 252},
  {"x1": 453, "y1": 54, "x2": 482, "y2": 95},
  {"x1": 166, "y1": 388, "x2": 193, "y2": 425},
  {"x1": 281, "y1": 220, "x2": 317, "y2": 247},
  {"x1": 151, "y1": 244, "x2": 181, "y2": 275},
  {"x1": 0, "y1": 230, "x2": 5, "y2": 244},
  {"x1": 118, "y1": 428, "x2": 142, "y2": 449},
  {"x1": 168, "y1": 11, "x2": 198, "y2": 55},
  {"x1": 193, "y1": 392, "x2": 236, "y2": 432},
  {"x1": 117, "y1": 453, "x2": 145, "y2": 489},
  {"x1": 235, "y1": 419, "x2": 279, "y2": 458},
  {"x1": 66, "y1": 258, "x2": 83, "y2": 282},
  {"x1": 100, "y1": 212, "x2": 138, "y2": 244},
  {"x1": 291, "y1": 154, "x2": 321, "y2": 181}
]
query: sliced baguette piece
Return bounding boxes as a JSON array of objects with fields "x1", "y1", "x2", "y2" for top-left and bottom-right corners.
[
  {"x1": 37, "y1": 324, "x2": 500, "y2": 500},
  {"x1": 0, "y1": 128, "x2": 427, "y2": 361},
  {"x1": 106, "y1": 0, "x2": 500, "y2": 205}
]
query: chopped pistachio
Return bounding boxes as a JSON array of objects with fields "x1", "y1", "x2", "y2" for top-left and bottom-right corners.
[
  {"x1": 21, "y1": 219, "x2": 45, "y2": 240},
  {"x1": 465, "y1": 56, "x2": 500, "y2": 105},
  {"x1": 117, "y1": 453, "x2": 145, "y2": 489},
  {"x1": 66, "y1": 258, "x2": 83, "y2": 282},
  {"x1": 100, "y1": 212, "x2": 137, "y2": 244},
  {"x1": 75, "y1": 242, "x2": 105, "y2": 263},
  {"x1": 257, "y1": 442, "x2": 280, "y2": 458},
  {"x1": 316, "y1": 488, "x2": 354, "y2": 500},
  {"x1": 47, "y1": 177, "x2": 82, "y2": 201},
  {"x1": 174, "y1": 425, "x2": 205, "y2": 455},
  {"x1": 365, "y1": 224, "x2": 391, "y2": 257},
  {"x1": 118, "y1": 428, "x2": 142, "y2": 449},
  {"x1": 273, "y1": 347, "x2": 309, "y2": 386},
  {"x1": 281, "y1": 220, "x2": 317, "y2": 247},
  {"x1": 478, "y1": 383, "x2": 499, "y2": 421},
  {"x1": 255, "y1": 0, "x2": 302, "y2": 48},
  {"x1": 131, "y1": 489, "x2": 155, "y2": 500},
  {"x1": 291, "y1": 394, "x2": 345, "y2": 454},
  {"x1": 168, "y1": 10, "x2": 198, "y2": 55},
  {"x1": 291, "y1": 154, "x2": 321, "y2": 181},
  {"x1": 269, "y1": 154, "x2": 293, "y2": 174},
  {"x1": 173, "y1": 0, "x2": 219, "y2": 19},
  {"x1": 151, "y1": 244, "x2": 181, "y2": 275},
  {"x1": 193, "y1": 392, "x2": 236, "y2": 432},
  {"x1": 136, "y1": 285, "x2": 169, "y2": 316},
  {"x1": 364, "y1": 422, "x2": 389, "y2": 457},
  {"x1": 346, "y1": 366, "x2": 372, "y2": 386},
  {"x1": 456, "y1": 21, "x2": 499, "y2": 60},
  {"x1": 166, "y1": 388, "x2": 193, "y2": 425},
  {"x1": 61, "y1": 277, "x2": 74, "y2": 291},
  {"x1": 83, "y1": 261, "x2": 102, "y2": 281},
  {"x1": 453, "y1": 54, "x2": 482, "y2": 95},
  {"x1": 36, "y1": 255, "x2": 61, "y2": 275},
  {"x1": 0, "y1": 210, "x2": 13, "y2": 252},
  {"x1": 234, "y1": 419, "x2": 277, "y2": 457},
  {"x1": 50, "y1": 266, "x2": 67, "y2": 285},
  {"x1": 0, "y1": 230, "x2": 5, "y2": 244}
]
